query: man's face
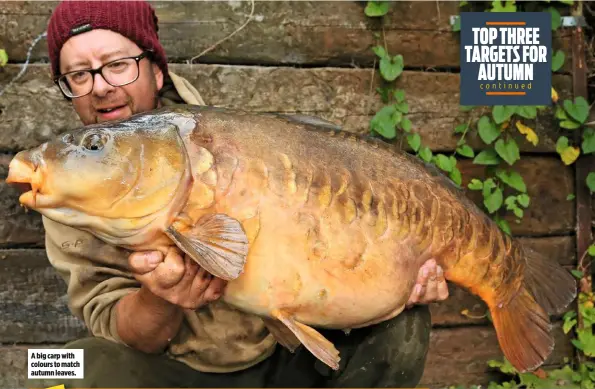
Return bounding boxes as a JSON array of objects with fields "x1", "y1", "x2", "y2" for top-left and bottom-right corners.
[{"x1": 59, "y1": 29, "x2": 164, "y2": 125}]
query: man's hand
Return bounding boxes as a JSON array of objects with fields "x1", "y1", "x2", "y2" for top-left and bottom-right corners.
[
  {"x1": 128, "y1": 246, "x2": 227, "y2": 309},
  {"x1": 406, "y1": 259, "x2": 449, "y2": 308},
  {"x1": 116, "y1": 246, "x2": 227, "y2": 353}
]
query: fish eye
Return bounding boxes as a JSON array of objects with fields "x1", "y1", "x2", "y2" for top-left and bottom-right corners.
[{"x1": 81, "y1": 133, "x2": 106, "y2": 151}]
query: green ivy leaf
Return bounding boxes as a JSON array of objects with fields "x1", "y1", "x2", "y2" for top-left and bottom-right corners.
[
  {"x1": 449, "y1": 166, "x2": 463, "y2": 186},
  {"x1": 513, "y1": 207, "x2": 523, "y2": 219},
  {"x1": 496, "y1": 170, "x2": 527, "y2": 192},
  {"x1": 491, "y1": 0, "x2": 516, "y2": 12},
  {"x1": 567, "y1": 194, "x2": 575, "y2": 200},
  {"x1": 454, "y1": 124, "x2": 468, "y2": 134},
  {"x1": 0, "y1": 49, "x2": 7, "y2": 67},
  {"x1": 379, "y1": 54, "x2": 404, "y2": 82},
  {"x1": 576, "y1": 330, "x2": 595, "y2": 357},
  {"x1": 418, "y1": 146, "x2": 433, "y2": 163},
  {"x1": 370, "y1": 106, "x2": 397, "y2": 139},
  {"x1": 547, "y1": 7, "x2": 562, "y2": 30},
  {"x1": 484, "y1": 187, "x2": 504, "y2": 214},
  {"x1": 365, "y1": 1, "x2": 390, "y2": 17},
  {"x1": 582, "y1": 128, "x2": 595, "y2": 154},
  {"x1": 435, "y1": 154, "x2": 453, "y2": 172},
  {"x1": 497, "y1": 218, "x2": 512, "y2": 235},
  {"x1": 571, "y1": 270, "x2": 584, "y2": 279},
  {"x1": 588, "y1": 244, "x2": 595, "y2": 257},
  {"x1": 452, "y1": 18, "x2": 461, "y2": 32},
  {"x1": 482, "y1": 178, "x2": 496, "y2": 200},
  {"x1": 564, "y1": 97, "x2": 590, "y2": 124},
  {"x1": 478, "y1": 116, "x2": 500, "y2": 144},
  {"x1": 396, "y1": 101, "x2": 409, "y2": 114},
  {"x1": 400, "y1": 117, "x2": 412, "y2": 132},
  {"x1": 517, "y1": 193, "x2": 530, "y2": 207},
  {"x1": 468, "y1": 178, "x2": 483, "y2": 190},
  {"x1": 473, "y1": 149, "x2": 501, "y2": 165},
  {"x1": 587, "y1": 172, "x2": 595, "y2": 193},
  {"x1": 372, "y1": 45, "x2": 387, "y2": 59},
  {"x1": 456, "y1": 144, "x2": 475, "y2": 158},
  {"x1": 392, "y1": 110, "x2": 403, "y2": 125},
  {"x1": 492, "y1": 105, "x2": 515, "y2": 124},
  {"x1": 563, "y1": 318, "x2": 577, "y2": 334},
  {"x1": 552, "y1": 50, "x2": 565, "y2": 72},
  {"x1": 560, "y1": 120, "x2": 581, "y2": 130},
  {"x1": 393, "y1": 89, "x2": 405, "y2": 102},
  {"x1": 460, "y1": 105, "x2": 475, "y2": 112},
  {"x1": 407, "y1": 133, "x2": 421, "y2": 152},
  {"x1": 516, "y1": 106, "x2": 537, "y2": 119},
  {"x1": 556, "y1": 106, "x2": 568, "y2": 120},
  {"x1": 556, "y1": 136, "x2": 569, "y2": 152},
  {"x1": 495, "y1": 138, "x2": 520, "y2": 166},
  {"x1": 504, "y1": 195, "x2": 517, "y2": 209}
]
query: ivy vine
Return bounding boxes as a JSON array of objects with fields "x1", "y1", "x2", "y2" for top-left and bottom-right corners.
[{"x1": 364, "y1": 0, "x2": 595, "y2": 388}]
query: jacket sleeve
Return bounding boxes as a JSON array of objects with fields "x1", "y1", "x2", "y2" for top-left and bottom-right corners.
[{"x1": 42, "y1": 216, "x2": 141, "y2": 344}]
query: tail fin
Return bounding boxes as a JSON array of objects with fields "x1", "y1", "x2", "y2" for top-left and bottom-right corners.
[
  {"x1": 490, "y1": 288, "x2": 554, "y2": 373},
  {"x1": 489, "y1": 245, "x2": 577, "y2": 373},
  {"x1": 523, "y1": 246, "x2": 577, "y2": 316}
]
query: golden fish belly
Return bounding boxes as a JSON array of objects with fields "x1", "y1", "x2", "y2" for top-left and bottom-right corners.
[{"x1": 221, "y1": 198, "x2": 420, "y2": 329}]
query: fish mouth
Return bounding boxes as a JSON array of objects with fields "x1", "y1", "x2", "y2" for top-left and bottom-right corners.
[{"x1": 6, "y1": 154, "x2": 47, "y2": 208}]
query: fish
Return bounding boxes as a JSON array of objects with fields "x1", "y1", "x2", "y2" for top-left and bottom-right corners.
[{"x1": 6, "y1": 104, "x2": 577, "y2": 373}]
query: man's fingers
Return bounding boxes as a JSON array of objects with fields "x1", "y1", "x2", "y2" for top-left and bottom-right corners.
[
  {"x1": 417, "y1": 258, "x2": 436, "y2": 286},
  {"x1": 180, "y1": 255, "x2": 199, "y2": 285},
  {"x1": 436, "y1": 266, "x2": 449, "y2": 301},
  {"x1": 202, "y1": 277, "x2": 228, "y2": 302},
  {"x1": 190, "y1": 267, "x2": 212, "y2": 297},
  {"x1": 418, "y1": 265, "x2": 449, "y2": 304},
  {"x1": 407, "y1": 284, "x2": 423, "y2": 307},
  {"x1": 152, "y1": 247, "x2": 186, "y2": 289},
  {"x1": 128, "y1": 251, "x2": 164, "y2": 274}
]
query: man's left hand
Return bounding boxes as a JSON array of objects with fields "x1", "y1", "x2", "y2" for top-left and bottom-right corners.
[{"x1": 406, "y1": 259, "x2": 449, "y2": 308}]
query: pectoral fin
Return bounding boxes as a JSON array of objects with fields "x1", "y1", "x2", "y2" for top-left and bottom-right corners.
[
  {"x1": 166, "y1": 213, "x2": 249, "y2": 281},
  {"x1": 271, "y1": 309, "x2": 340, "y2": 370},
  {"x1": 262, "y1": 317, "x2": 302, "y2": 352}
]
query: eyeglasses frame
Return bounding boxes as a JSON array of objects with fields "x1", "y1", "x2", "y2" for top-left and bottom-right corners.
[{"x1": 53, "y1": 49, "x2": 153, "y2": 99}]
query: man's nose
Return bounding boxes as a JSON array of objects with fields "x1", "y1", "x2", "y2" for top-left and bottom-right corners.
[{"x1": 91, "y1": 72, "x2": 115, "y2": 96}]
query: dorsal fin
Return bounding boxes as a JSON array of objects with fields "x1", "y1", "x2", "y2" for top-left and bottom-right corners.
[{"x1": 278, "y1": 113, "x2": 342, "y2": 131}]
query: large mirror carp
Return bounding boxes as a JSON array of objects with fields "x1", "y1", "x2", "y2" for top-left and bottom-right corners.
[{"x1": 6, "y1": 105, "x2": 577, "y2": 373}]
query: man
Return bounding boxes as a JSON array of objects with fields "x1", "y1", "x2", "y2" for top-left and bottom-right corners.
[{"x1": 27, "y1": 1, "x2": 449, "y2": 388}]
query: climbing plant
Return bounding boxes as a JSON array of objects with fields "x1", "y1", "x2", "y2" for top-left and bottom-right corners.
[
  {"x1": 363, "y1": 0, "x2": 595, "y2": 388},
  {"x1": 0, "y1": 49, "x2": 7, "y2": 67}
]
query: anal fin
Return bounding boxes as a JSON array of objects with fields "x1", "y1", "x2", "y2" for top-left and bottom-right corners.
[
  {"x1": 262, "y1": 317, "x2": 302, "y2": 352},
  {"x1": 165, "y1": 213, "x2": 249, "y2": 281},
  {"x1": 271, "y1": 309, "x2": 340, "y2": 370}
]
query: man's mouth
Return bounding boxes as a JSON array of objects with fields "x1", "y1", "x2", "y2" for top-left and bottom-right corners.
[{"x1": 96, "y1": 105, "x2": 128, "y2": 120}]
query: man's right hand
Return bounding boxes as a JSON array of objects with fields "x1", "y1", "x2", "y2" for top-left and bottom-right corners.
[{"x1": 128, "y1": 246, "x2": 227, "y2": 310}]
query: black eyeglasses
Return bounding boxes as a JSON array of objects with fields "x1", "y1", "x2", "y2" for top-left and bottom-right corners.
[{"x1": 54, "y1": 50, "x2": 152, "y2": 98}]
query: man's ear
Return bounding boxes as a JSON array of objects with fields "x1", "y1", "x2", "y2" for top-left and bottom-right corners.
[{"x1": 152, "y1": 63, "x2": 164, "y2": 90}]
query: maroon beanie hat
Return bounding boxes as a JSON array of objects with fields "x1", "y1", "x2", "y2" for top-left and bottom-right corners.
[{"x1": 47, "y1": 0, "x2": 168, "y2": 77}]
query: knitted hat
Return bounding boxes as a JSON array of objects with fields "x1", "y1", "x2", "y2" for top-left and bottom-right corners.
[{"x1": 47, "y1": 0, "x2": 168, "y2": 77}]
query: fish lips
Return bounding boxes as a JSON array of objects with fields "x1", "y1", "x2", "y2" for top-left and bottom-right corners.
[{"x1": 6, "y1": 154, "x2": 49, "y2": 208}]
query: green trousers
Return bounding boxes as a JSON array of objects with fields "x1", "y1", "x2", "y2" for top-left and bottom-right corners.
[{"x1": 27, "y1": 305, "x2": 431, "y2": 388}]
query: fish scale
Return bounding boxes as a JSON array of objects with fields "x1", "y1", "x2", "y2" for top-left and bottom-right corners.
[{"x1": 5, "y1": 105, "x2": 577, "y2": 374}]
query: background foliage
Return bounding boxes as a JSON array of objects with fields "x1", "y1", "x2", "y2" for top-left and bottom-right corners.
[{"x1": 364, "y1": 0, "x2": 595, "y2": 388}]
